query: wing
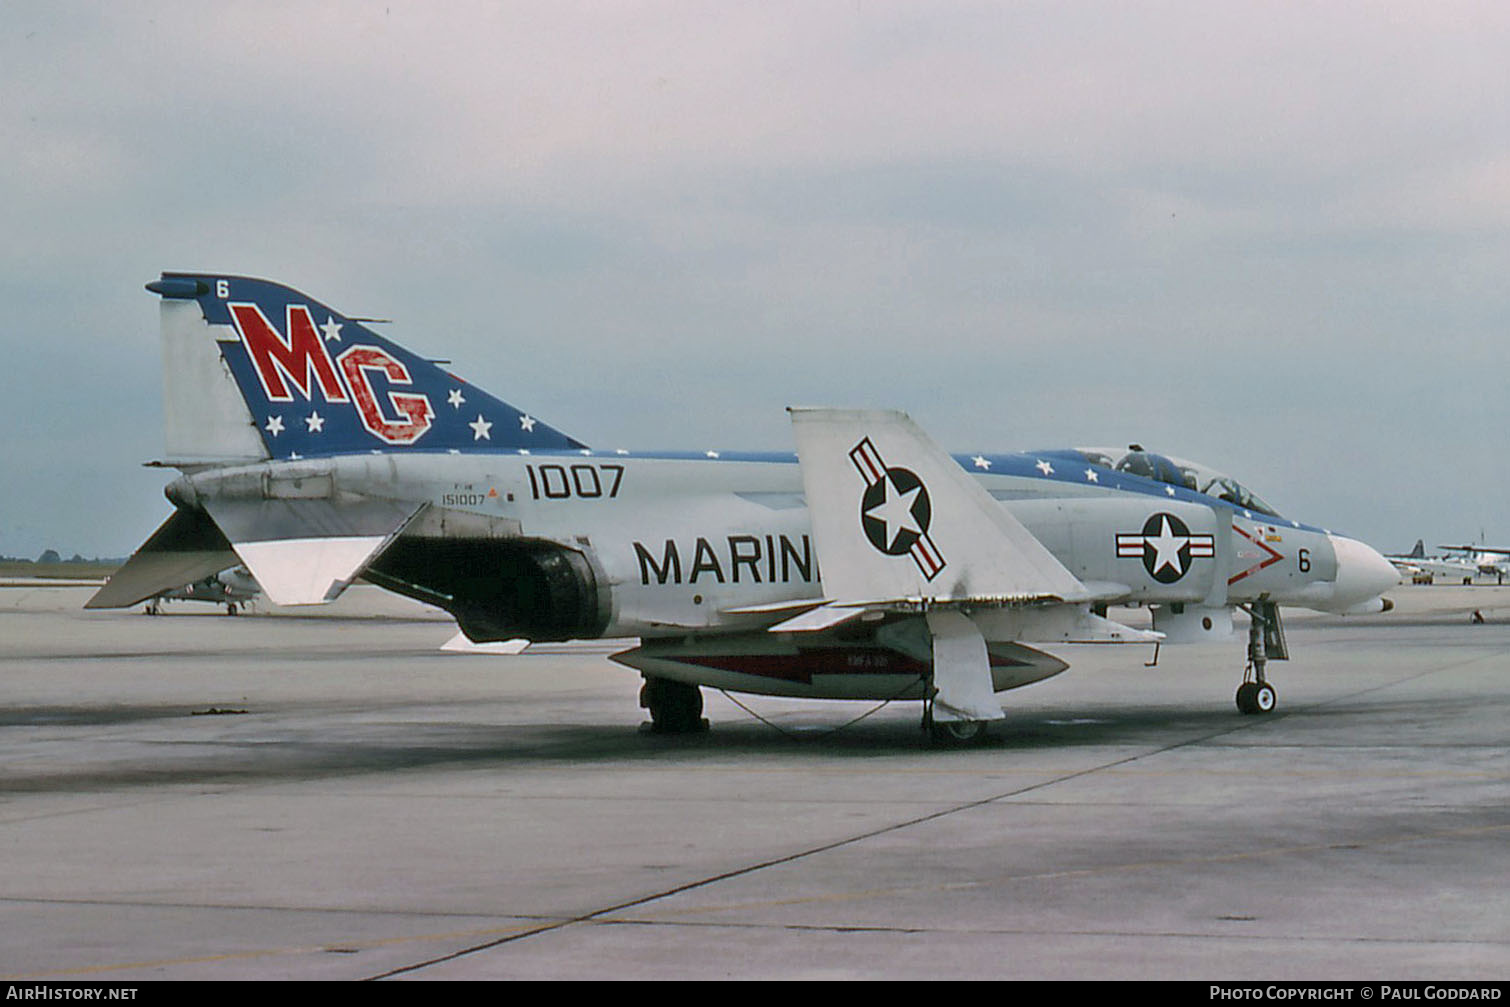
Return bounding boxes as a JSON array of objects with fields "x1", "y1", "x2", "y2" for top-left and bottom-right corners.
[
  {"x1": 788, "y1": 407, "x2": 1089, "y2": 606},
  {"x1": 787, "y1": 408, "x2": 1153, "y2": 723}
]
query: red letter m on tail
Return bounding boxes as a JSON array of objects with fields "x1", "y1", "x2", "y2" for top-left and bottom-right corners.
[{"x1": 229, "y1": 302, "x2": 349, "y2": 403}]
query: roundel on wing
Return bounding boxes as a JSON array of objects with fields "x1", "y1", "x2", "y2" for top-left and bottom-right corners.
[{"x1": 860, "y1": 466, "x2": 932, "y2": 556}]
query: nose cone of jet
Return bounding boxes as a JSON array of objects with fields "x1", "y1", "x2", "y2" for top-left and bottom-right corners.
[{"x1": 1328, "y1": 534, "x2": 1400, "y2": 611}]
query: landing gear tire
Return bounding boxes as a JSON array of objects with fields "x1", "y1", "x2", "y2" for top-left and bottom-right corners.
[
  {"x1": 928, "y1": 719, "x2": 990, "y2": 747},
  {"x1": 1235, "y1": 681, "x2": 1277, "y2": 715},
  {"x1": 639, "y1": 677, "x2": 709, "y2": 734}
]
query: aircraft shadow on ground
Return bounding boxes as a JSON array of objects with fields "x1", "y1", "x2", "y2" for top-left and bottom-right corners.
[{"x1": 0, "y1": 699, "x2": 1286, "y2": 794}]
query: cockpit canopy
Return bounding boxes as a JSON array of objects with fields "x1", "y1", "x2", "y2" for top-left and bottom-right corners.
[{"x1": 1074, "y1": 446, "x2": 1281, "y2": 517}]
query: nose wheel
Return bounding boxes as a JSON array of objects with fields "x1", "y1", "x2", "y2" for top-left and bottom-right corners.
[
  {"x1": 1236, "y1": 597, "x2": 1285, "y2": 715},
  {"x1": 1236, "y1": 680, "x2": 1277, "y2": 714}
]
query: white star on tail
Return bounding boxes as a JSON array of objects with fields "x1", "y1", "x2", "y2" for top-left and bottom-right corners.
[
  {"x1": 265, "y1": 415, "x2": 284, "y2": 437},
  {"x1": 321, "y1": 316, "x2": 343, "y2": 342},
  {"x1": 305, "y1": 411, "x2": 325, "y2": 433},
  {"x1": 470, "y1": 415, "x2": 493, "y2": 440},
  {"x1": 447, "y1": 388, "x2": 465, "y2": 409}
]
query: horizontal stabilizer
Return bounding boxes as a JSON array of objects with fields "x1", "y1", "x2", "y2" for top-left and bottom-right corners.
[
  {"x1": 205, "y1": 497, "x2": 423, "y2": 605},
  {"x1": 86, "y1": 509, "x2": 238, "y2": 609},
  {"x1": 789, "y1": 408, "x2": 1089, "y2": 606}
]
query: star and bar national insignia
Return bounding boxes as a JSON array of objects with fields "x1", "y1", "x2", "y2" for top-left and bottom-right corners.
[
  {"x1": 1117, "y1": 512, "x2": 1215, "y2": 584},
  {"x1": 850, "y1": 437, "x2": 946, "y2": 581}
]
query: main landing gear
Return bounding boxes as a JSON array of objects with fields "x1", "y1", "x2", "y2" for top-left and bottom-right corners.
[
  {"x1": 639, "y1": 677, "x2": 709, "y2": 734},
  {"x1": 926, "y1": 716, "x2": 990, "y2": 747},
  {"x1": 1236, "y1": 596, "x2": 1286, "y2": 715},
  {"x1": 921, "y1": 697, "x2": 992, "y2": 747}
]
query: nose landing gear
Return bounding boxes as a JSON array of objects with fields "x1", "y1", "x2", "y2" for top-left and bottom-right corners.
[
  {"x1": 1236, "y1": 679, "x2": 1277, "y2": 714},
  {"x1": 1236, "y1": 596, "x2": 1286, "y2": 715}
]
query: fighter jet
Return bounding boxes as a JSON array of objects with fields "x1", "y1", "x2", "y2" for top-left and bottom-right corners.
[{"x1": 89, "y1": 274, "x2": 1399, "y2": 742}]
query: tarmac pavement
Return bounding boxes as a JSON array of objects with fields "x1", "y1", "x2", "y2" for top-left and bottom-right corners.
[{"x1": 0, "y1": 583, "x2": 1505, "y2": 980}]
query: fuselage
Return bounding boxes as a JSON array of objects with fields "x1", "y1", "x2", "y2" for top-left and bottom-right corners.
[{"x1": 167, "y1": 445, "x2": 1398, "y2": 642}]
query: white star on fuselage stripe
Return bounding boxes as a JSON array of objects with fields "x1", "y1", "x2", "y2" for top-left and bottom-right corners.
[
  {"x1": 972, "y1": 455, "x2": 990, "y2": 470},
  {"x1": 1146, "y1": 516, "x2": 1186, "y2": 577},
  {"x1": 470, "y1": 415, "x2": 493, "y2": 440},
  {"x1": 1036, "y1": 459, "x2": 1054, "y2": 476},
  {"x1": 1085, "y1": 468, "x2": 1099, "y2": 483},
  {"x1": 321, "y1": 316, "x2": 342, "y2": 342},
  {"x1": 865, "y1": 475, "x2": 923, "y2": 551}
]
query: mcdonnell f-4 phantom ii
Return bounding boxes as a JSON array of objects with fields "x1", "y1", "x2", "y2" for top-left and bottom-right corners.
[{"x1": 89, "y1": 273, "x2": 1400, "y2": 742}]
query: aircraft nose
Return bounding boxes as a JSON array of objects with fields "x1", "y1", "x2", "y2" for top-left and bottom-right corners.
[{"x1": 1328, "y1": 534, "x2": 1400, "y2": 610}]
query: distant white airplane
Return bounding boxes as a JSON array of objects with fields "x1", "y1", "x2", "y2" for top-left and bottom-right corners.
[
  {"x1": 1437, "y1": 544, "x2": 1510, "y2": 585},
  {"x1": 1385, "y1": 541, "x2": 1478, "y2": 585}
]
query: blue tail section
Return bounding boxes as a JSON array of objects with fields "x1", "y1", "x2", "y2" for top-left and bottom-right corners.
[{"x1": 148, "y1": 273, "x2": 586, "y2": 459}]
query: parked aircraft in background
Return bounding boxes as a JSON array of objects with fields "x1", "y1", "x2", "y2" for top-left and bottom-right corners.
[
  {"x1": 1437, "y1": 544, "x2": 1510, "y2": 585},
  {"x1": 143, "y1": 565, "x2": 259, "y2": 615},
  {"x1": 89, "y1": 274, "x2": 1399, "y2": 742},
  {"x1": 1386, "y1": 541, "x2": 1478, "y2": 585}
]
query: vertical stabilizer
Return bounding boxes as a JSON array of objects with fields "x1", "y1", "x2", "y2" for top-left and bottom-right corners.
[{"x1": 146, "y1": 273, "x2": 585, "y2": 460}]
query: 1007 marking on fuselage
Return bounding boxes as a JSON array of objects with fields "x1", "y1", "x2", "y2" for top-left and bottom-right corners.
[{"x1": 525, "y1": 463, "x2": 625, "y2": 500}]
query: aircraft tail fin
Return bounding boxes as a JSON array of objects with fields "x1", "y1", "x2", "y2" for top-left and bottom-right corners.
[
  {"x1": 147, "y1": 273, "x2": 585, "y2": 463},
  {"x1": 1409, "y1": 539, "x2": 1425, "y2": 558}
]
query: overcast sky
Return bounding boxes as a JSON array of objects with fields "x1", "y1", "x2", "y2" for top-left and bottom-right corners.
[{"x1": 3, "y1": 1, "x2": 1507, "y2": 559}]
